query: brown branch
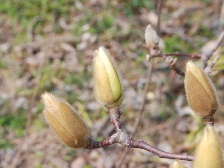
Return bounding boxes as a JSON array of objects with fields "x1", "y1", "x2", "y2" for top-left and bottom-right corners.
[
  {"x1": 130, "y1": 139, "x2": 193, "y2": 161},
  {"x1": 142, "y1": 44, "x2": 186, "y2": 77},
  {"x1": 203, "y1": 116, "x2": 214, "y2": 126},
  {"x1": 163, "y1": 53, "x2": 201, "y2": 59},
  {"x1": 85, "y1": 131, "x2": 194, "y2": 161},
  {"x1": 163, "y1": 55, "x2": 185, "y2": 77},
  {"x1": 109, "y1": 107, "x2": 122, "y2": 131},
  {"x1": 85, "y1": 105, "x2": 194, "y2": 162}
]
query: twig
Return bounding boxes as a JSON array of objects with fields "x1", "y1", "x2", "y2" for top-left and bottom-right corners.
[
  {"x1": 130, "y1": 140, "x2": 193, "y2": 161},
  {"x1": 163, "y1": 53, "x2": 201, "y2": 59},
  {"x1": 203, "y1": 116, "x2": 214, "y2": 126},
  {"x1": 133, "y1": 60, "x2": 154, "y2": 134},
  {"x1": 85, "y1": 129, "x2": 194, "y2": 161},
  {"x1": 27, "y1": 16, "x2": 42, "y2": 42},
  {"x1": 163, "y1": 55, "x2": 185, "y2": 77},
  {"x1": 218, "y1": 2, "x2": 224, "y2": 34},
  {"x1": 142, "y1": 43, "x2": 201, "y2": 59},
  {"x1": 116, "y1": 60, "x2": 154, "y2": 167},
  {"x1": 202, "y1": 31, "x2": 224, "y2": 69},
  {"x1": 109, "y1": 107, "x2": 122, "y2": 131},
  {"x1": 204, "y1": 53, "x2": 221, "y2": 74},
  {"x1": 156, "y1": 0, "x2": 163, "y2": 36}
]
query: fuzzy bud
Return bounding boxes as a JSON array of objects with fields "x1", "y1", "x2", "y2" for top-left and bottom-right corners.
[
  {"x1": 93, "y1": 46, "x2": 123, "y2": 108},
  {"x1": 42, "y1": 92, "x2": 90, "y2": 148},
  {"x1": 193, "y1": 124, "x2": 223, "y2": 168},
  {"x1": 185, "y1": 61, "x2": 219, "y2": 118},
  {"x1": 170, "y1": 160, "x2": 186, "y2": 168},
  {"x1": 145, "y1": 24, "x2": 159, "y2": 47}
]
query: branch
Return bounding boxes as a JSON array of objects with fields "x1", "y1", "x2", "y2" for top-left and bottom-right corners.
[
  {"x1": 163, "y1": 52, "x2": 201, "y2": 59},
  {"x1": 85, "y1": 130, "x2": 194, "y2": 161},
  {"x1": 202, "y1": 31, "x2": 224, "y2": 69},
  {"x1": 85, "y1": 106, "x2": 194, "y2": 162},
  {"x1": 142, "y1": 44, "x2": 185, "y2": 77},
  {"x1": 163, "y1": 55, "x2": 185, "y2": 77},
  {"x1": 130, "y1": 140, "x2": 193, "y2": 161},
  {"x1": 109, "y1": 107, "x2": 122, "y2": 131}
]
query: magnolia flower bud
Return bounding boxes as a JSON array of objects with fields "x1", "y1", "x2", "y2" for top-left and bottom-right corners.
[
  {"x1": 93, "y1": 46, "x2": 123, "y2": 108},
  {"x1": 193, "y1": 124, "x2": 223, "y2": 168},
  {"x1": 42, "y1": 92, "x2": 90, "y2": 148},
  {"x1": 185, "y1": 61, "x2": 219, "y2": 118},
  {"x1": 145, "y1": 24, "x2": 159, "y2": 47},
  {"x1": 170, "y1": 160, "x2": 186, "y2": 168}
]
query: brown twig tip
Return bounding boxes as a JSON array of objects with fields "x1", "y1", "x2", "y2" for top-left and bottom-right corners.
[
  {"x1": 164, "y1": 56, "x2": 185, "y2": 77},
  {"x1": 203, "y1": 116, "x2": 215, "y2": 126}
]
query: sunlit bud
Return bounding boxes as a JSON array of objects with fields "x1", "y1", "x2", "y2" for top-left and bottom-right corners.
[
  {"x1": 145, "y1": 24, "x2": 159, "y2": 47},
  {"x1": 185, "y1": 61, "x2": 219, "y2": 118},
  {"x1": 93, "y1": 46, "x2": 123, "y2": 108},
  {"x1": 42, "y1": 92, "x2": 90, "y2": 148},
  {"x1": 170, "y1": 160, "x2": 186, "y2": 168},
  {"x1": 193, "y1": 124, "x2": 223, "y2": 168}
]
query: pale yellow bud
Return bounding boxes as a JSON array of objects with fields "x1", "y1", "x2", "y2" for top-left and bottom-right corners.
[
  {"x1": 185, "y1": 61, "x2": 219, "y2": 118},
  {"x1": 145, "y1": 24, "x2": 159, "y2": 47},
  {"x1": 93, "y1": 46, "x2": 123, "y2": 108},
  {"x1": 41, "y1": 92, "x2": 90, "y2": 148},
  {"x1": 170, "y1": 160, "x2": 186, "y2": 168},
  {"x1": 193, "y1": 124, "x2": 223, "y2": 168}
]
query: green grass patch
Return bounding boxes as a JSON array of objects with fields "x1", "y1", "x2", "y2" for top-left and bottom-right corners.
[{"x1": 164, "y1": 35, "x2": 195, "y2": 53}]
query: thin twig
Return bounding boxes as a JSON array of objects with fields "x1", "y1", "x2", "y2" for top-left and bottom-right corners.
[
  {"x1": 27, "y1": 16, "x2": 42, "y2": 42},
  {"x1": 204, "y1": 53, "x2": 221, "y2": 74},
  {"x1": 202, "y1": 31, "x2": 224, "y2": 69},
  {"x1": 142, "y1": 43, "x2": 201, "y2": 59},
  {"x1": 156, "y1": 0, "x2": 163, "y2": 36},
  {"x1": 130, "y1": 140, "x2": 193, "y2": 161},
  {"x1": 163, "y1": 55, "x2": 185, "y2": 77},
  {"x1": 133, "y1": 60, "x2": 154, "y2": 134},
  {"x1": 163, "y1": 53, "x2": 201, "y2": 59},
  {"x1": 116, "y1": 60, "x2": 154, "y2": 167},
  {"x1": 86, "y1": 130, "x2": 194, "y2": 161},
  {"x1": 109, "y1": 107, "x2": 122, "y2": 131}
]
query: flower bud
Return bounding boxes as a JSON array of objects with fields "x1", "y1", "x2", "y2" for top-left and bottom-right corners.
[
  {"x1": 93, "y1": 46, "x2": 123, "y2": 108},
  {"x1": 170, "y1": 160, "x2": 186, "y2": 168},
  {"x1": 41, "y1": 92, "x2": 90, "y2": 148},
  {"x1": 185, "y1": 61, "x2": 219, "y2": 118},
  {"x1": 145, "y1": 24, "x2": 159, "y2": 47},
  {"x1": 193, "y1": 124, "x2": 223, "y2": 168}
]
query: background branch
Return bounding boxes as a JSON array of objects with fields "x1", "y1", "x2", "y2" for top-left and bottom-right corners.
[{"x1": 202, "y1": 30, "x2": 224, "y2": 69}]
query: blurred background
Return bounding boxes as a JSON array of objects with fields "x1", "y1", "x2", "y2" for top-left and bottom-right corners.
[{"x1": 0, "y1": 0, "x2": 224, "y2": 167}]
